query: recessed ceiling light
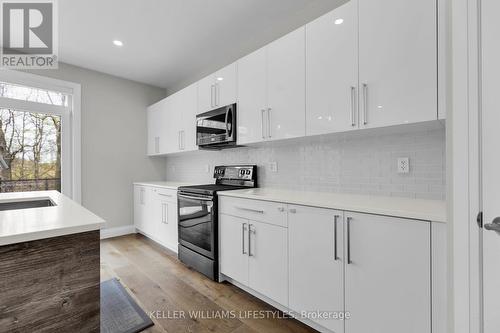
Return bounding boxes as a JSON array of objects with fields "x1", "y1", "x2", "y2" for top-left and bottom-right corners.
[
  {"x1": 113, "y1": 40, "x2": 123, "y2": 47},
  {"x1": 216, "y1": 77, "x2": 224, "y2": 81},
  {"x1": 334, "y1": 18, "x2": 344, "y2": 25}
]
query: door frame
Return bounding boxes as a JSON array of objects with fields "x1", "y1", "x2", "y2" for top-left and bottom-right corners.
[{"x1": 450, "y1": 0, "x2": 482, "y2": 332}]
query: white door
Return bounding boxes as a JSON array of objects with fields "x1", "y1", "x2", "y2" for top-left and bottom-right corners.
[
  {"x1": 237, "y1": 47, "x2": 267, "y2": 145},
  {"x1": 219, "y1": 214, "x2": 249, "y2": 285},
  {"x1": 133, "y1": 185, "x2": 146, "y2": 231},
  {"x1": 178, "y1": 84, "x2": 198, "y2": 152},
  {"x1": 146, "y1": 100, "x2": 163, "y2": 155},
  {"x1": 248, "y1": 220, "x2": 288, "y2": 306},
  {"x1": 344, "y1": 212, "x2": 431, "y2": 333},
  {"x1": 306, "y1": 0, "x2": 358, "y2": 136},
  {"x1": 214, "y1": 63, "x2": 237, "y2": 108},
  {"x1": 156, "y1": 200, "x2": 178, "y2": 251},
  {"x1": 142, "y1": 187, "x2": 156, "y2": 237},
  {"x1": 197, "y1": 74, "x2": 216, "y2": 113},
  {"x1": 358, "y1": 0, "x2": 437, "y2": 128},
  {"x1": 288, "y1": 206, "x2": 344, "y2": 333},
  {"x1": 267, "y1": 27, "x2": 306, "y2": 141},
  {"x1": 481, "y1": 0, "x2": 500, "y2": 331}
]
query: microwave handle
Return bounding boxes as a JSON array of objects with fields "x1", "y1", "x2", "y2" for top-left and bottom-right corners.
[{"x1": 225, "y1": 107, "x2": 231, "y2": 138}]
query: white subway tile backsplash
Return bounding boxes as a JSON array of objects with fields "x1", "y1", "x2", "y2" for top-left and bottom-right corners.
[{"x1": 166, "y1": 126, "x2": 446, "y2": 200}]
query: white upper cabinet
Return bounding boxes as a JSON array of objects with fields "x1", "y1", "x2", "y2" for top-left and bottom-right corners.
[
  {"x1": 267, "y1": 27, "x2": 306, "y2": 141},
  {"x1": 306, "y1": 0, "x2": 359, "y2": 136},
  {"x1": 147, "y1": 98, "x2": 169, "y2": 156},
  {"x1": 237, "y1": 47, "x2": 268, "y2": 145},
  {"x1": 344, "y1": 212, "x2": 431, "y2": 333},
  {"x1": 289, "y1": 206, "x2": 344, "y2": 333},
  {"x1": 358, "y1": 0, "x2": 437, "y2": 128},
  {"x1": 175, "y1": 83, "x2": 198, "y2": 152},
  {"x1": 197, "y1": 63, "x2": 237, "y2": 113},
  {"x1": 215, "y1": 63, "x2": 237, "y2": 108}
]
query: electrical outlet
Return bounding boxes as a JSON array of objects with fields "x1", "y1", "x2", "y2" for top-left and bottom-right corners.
[
  {"x1": 397, "y1": 158, "x2": 410, "y2": 174},
  {"x1": 269, "y1": 162, "x2": 278, "y2": 173}
]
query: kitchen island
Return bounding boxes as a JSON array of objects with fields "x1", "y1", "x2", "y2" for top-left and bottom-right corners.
[{"x1": 0, "y1": 191, "x2": 105, "y2": 333}]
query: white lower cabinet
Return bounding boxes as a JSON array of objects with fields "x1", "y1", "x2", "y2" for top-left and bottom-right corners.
[
  {"x1": 288, "y1": 206, "x2": 344, "y2": 333},
  {"x1": 133, "y1": 185, "x2": 179, "y2": 252},
  {"x1": 219, "y1": 212, "x2": 288, "y2": 306},
  {"x1": 220, "y1": 197, "x2": 437, "y2": 333},
  {"x1": 344, "y1": 212, "x2": 431, "y2": 333}
]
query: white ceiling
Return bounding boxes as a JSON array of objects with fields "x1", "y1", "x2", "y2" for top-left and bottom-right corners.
[{"x1": 59, "y1": 0, "x2": 347, "y2": 90}]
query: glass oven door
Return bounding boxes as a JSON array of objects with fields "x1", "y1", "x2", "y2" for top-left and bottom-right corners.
[{"x1": 178, "y1": 192, "x2": 215, "y2": 259}]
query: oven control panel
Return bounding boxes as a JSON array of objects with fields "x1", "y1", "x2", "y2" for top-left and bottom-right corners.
[{"x1": 214, "y1": 165, "x2": 255, "y2": 181}]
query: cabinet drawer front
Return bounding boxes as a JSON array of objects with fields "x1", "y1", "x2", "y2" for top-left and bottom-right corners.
[
  {"x1": 219, "y1": 197, "x2": 287, "y2": 227},
  {"x1": 153, "y1": 188, "x2": 177, "y2": 203}
]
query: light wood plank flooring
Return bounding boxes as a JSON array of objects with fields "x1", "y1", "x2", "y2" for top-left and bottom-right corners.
[{"x1": 100, "y1": 234, "x2": 317, "y2": 333}]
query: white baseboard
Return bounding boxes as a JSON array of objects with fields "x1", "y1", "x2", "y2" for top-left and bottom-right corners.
[{"x1": 100, "y1": 225, "x2": 136, "y2": 240}]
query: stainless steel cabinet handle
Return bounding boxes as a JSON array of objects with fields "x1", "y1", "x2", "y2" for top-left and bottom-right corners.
[
  {"x1": 161, "y1": 203, "x2": 167, "y2": 223},
  {"x1": 346, "y1": 216, "x2": 352, "y2": 264},
  {"x1": 362, "y1": 83, "x2": 368, "y2": 125},
  {"x1": 182, "y1": 130, "x2": 185, "y2": 150},
  {"x1": 242, "y1": 223, "x2": 248, "y2": 254},
  {"x1": 267, "y1": 108, "x2": 272, "y2": 138},
  {"x1": 157, "y1": 193, "x2": 172, "y2": 197},
  {"x1": 289, "y1": 208, "x2": 297, "y2": 214},
  {"x1": 235, "y1": 206, "x2": 264, "y2": 214},
  {"x1": 178, "y1": 131, "x2": 182, "y2": 150},
  {"x1": 485, "y1": 217, "x2": 500, "y2": 232},
  {"x1": 210, "y1": 84, "x2": 215, "y2": 107},
  {"x1": 216, "y1": 83, "x2": 220, "y2": 106},
  {"x1": 155, "y1": 137, "x2": 160, "y2": 153},
  {"x1": 248, "y1": 224, "x2": 254, "y2": 257},
  {"x1": 261, "y1": 109, "x2": 266, "y2": 139},
  {"x1": 140, "y1": 188, "x2": 145, "y2": 205},
  {"x1": 334, "y1": 215, "x2": 340, "y2": 261},
  {"x1": 350, "y1": 86, "x2": 356, "y2": 127}
]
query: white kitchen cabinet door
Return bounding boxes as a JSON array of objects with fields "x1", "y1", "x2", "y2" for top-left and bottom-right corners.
[
  {"x1": 267, "y1": 27, "x2": 306, "y2": 141},
  {"x1": 344, "y1": 212, "x2": 431, "y2": 333},
  {"x1": 133, "y1": 185, "x2": 146, "y2": 231},
  {"x1": 178, "y1": 83, "x2": 198, "y2": 152},
  {"x1": 156, "y1": 200, "x2": 178, "y2": 251},
  {"x1": 146, "y1": 100, "x2": 165, "y2": 155},
  {"x1": 214, "y1": 63, "x2": 237, "y2": 108},
  {"x1": 219, "y1": 214, "x2": 249, "y2": 285},
  {"x1": 141, "y1": 187, "x2": 157, "y2": 237},
  {"x1": 248, "y1": 220, "x2": 288, "y2": 306},
  {"x1": 358, "y1": 0, "x2": 437, "y2": 128},
  {"x1": 197, "y1": 73, "x2": 216, "y2": 113},
  {"x1": 164, "y1": 94, "x2": 182, "y2": 153},
  {"x1": 288, "y1": 206, "x2": 344, "y2": 333},
  {"x1": 306, "y1": 0, "x2": 358, "y2": 136},
  {"x1": 237, "y1": 47, "x2": 267, "y2": 145}
]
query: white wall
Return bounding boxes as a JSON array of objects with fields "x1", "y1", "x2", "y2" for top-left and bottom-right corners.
[
  {"x1": 166, "y1": 124, "x2": 446, "y2": 200},
  {"x1": 27, "y1": 63, "x2": 167, "y2": 229}
]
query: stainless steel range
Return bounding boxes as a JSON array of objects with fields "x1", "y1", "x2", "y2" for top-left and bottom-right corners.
[{"x1": 177, "y1": 165, "x2": 257, "y2": 280}]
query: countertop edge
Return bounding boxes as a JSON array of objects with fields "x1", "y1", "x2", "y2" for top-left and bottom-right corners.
[
  {"x1": 0, "y1": 221, "x2": 104, "y2": 246},
  {"x1": 217, "y1": 191, "x2": 447, "y2": 224}
]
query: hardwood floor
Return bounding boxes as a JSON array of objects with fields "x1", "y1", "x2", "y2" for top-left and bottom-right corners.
[{"x1": 100, "y1": 234, "x2": 317, "y2": 333}]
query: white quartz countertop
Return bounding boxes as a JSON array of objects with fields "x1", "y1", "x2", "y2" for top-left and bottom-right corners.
[
  {"x1": 133, "y1": 181, "x2": 195, "y2": 189},
  {"x1": 0, "y1": 191, "x2": 105, "y2": 246},
  {"x1": 218, "y1": 188, "x2": 447, "y2": 223}
]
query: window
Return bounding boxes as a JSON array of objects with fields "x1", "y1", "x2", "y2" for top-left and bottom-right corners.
[{"x1": 0, "y1": 71, "x2": 81, "y2": 201}]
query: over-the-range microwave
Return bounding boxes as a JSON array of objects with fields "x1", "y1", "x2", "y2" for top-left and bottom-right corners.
[{"x1": 196, "y1": 103, "x2": 236, "y2": 149}]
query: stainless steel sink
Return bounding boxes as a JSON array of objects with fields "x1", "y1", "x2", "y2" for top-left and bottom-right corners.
[{"x1": 0, "y1": 198, "x2": 56, "y2": 211}]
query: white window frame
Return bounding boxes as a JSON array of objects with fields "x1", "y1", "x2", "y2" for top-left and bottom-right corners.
[{"x1": 0, "y1": 70, "x2": 81, "y2": 203}]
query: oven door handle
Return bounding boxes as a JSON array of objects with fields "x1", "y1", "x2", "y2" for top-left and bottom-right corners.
[{"x1": 178, "y1": 193, "x2": 214, "y2": 201}]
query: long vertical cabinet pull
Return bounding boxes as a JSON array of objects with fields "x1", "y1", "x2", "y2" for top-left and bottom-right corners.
[
  {"x1": 178, "y1": 131, "x2": 182, "y2": 150},
  {"x1": 210, "y1": 85, "x2": 215, "y2": 108},
  {"x1": 140, "y1": 188, "x2": 145, "y2": 205},
  {"x1": 215, "y1": 83, "x2": 220, "y2": 107},
  {"x1": 155, "y1": 137, "x2": 160, "y2": 154},
  {"x1": 261, "y1": 109, "x2": 266, "y2": 139},
  {"x1": 362, "y1": 83, "x2": 368, "y2": 125},
  {"x1": 248, "y1": 224, "x2": 255, "y2": 256},
  {"x1": 350, "y1": 86, "x2": 356, "y2": 127},
  {"x1": 267, "y1": 108, "x2": 272, "y2": 138},
  {"x1": 346, "y1": 216, "x2": 352, "y2": 264},
  {"x1": 161, "y1": 203, "x2": 167, "y2": 224},
  {"x1": 242, "y1": 223, "x2": 248, "y2": 254},
  {"x1": 334, "y1": 215, "x2": 340, "y2": 260}
]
